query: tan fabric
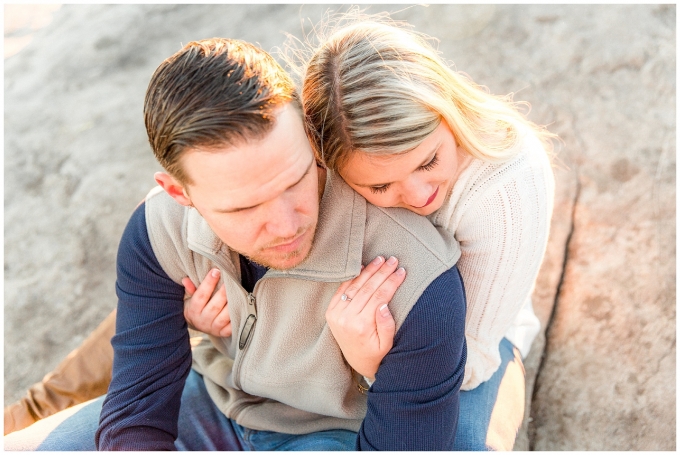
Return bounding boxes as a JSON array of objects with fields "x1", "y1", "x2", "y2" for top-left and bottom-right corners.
[
  {"x1": 145, "y1": 171, "x2": 461, "y2": 435},
  {"x1": 4, "y1": 310, "x2": 116, "y2": 435}
]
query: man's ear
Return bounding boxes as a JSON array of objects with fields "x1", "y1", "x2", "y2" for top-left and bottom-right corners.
[{"x1": 154, "y1": 172, "x2": 192, "y2": 206}]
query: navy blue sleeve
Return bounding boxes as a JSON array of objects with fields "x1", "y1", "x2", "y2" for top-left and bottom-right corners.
[
  {"x1": 357, "y1": 266, "x2": 467, "y2": 451},
  {"x1": 95, "y1": 202, "x2": 191, "y2": 451}
]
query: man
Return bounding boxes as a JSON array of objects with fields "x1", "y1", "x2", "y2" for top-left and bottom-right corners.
[{"x1": 4, "y1": 38, "x2": 466, "y2": 451}]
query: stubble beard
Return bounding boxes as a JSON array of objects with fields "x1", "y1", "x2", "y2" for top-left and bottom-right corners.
[{"x1": 246, "y1": 222, "x2": 317, "y2": 271}]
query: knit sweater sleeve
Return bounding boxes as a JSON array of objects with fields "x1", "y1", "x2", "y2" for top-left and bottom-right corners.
[
  {"x1": 456, "y1": 151, "x2": 553, "y2": 390},
  {"x1": 357, "y1": 266, "x2": 467, "y2": 450},
  {"x1": 95, "y1": 202, "x2": 191, "y2": 450}
]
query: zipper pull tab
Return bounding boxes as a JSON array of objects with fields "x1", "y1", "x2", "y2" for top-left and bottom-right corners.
[
  {"x1": 247, "y1": 293, "x2": 257, "y2": 316},
  {"x1": 239, "y1": 293, "x2": 257, "y2": 350}
]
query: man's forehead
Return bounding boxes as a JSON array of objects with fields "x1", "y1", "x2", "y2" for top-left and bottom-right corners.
[{"x1": 180, "y1": 105, "x2": 315, "y2": 210}]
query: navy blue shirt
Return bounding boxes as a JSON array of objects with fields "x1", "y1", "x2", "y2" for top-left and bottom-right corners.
[{"x1": 96, "y1": 202, "x2": 467, "y2": 450}]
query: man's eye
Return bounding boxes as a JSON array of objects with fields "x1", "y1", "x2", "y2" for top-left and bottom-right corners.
[{"x1": 369, "y1": 184, "x2": 390, "y2": 194}]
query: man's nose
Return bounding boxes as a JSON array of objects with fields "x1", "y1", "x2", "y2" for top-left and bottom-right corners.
[{"x1": 264, "y1": 196, "x2": 301, "y2": 239}]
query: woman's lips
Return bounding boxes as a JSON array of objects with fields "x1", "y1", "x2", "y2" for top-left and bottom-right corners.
[{"x1": 416, "y1": 186, "x2": 439, "y2": 208}]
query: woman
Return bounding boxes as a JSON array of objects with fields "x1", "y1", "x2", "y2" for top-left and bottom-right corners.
[{"x1": 294, "y1": 19, "x2": 557, "y2": 450}]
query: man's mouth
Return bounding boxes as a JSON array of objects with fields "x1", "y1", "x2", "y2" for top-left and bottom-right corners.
[{"x1": 266, "y1": 230, "x2": 307, "y2": 253}]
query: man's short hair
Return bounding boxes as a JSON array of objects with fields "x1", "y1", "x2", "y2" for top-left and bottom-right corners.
[{"x1": 144, "y1": 38, "x2": 300, "y2": 184}]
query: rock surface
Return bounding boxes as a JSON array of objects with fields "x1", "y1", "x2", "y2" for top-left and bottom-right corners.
[{"x1": 4, "y1": 4, "x2": 675, "y2": 450}]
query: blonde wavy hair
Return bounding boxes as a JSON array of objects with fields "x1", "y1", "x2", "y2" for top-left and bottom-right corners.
[{"x1": 283, "y1": 12, "x2": 557, "y2": 171}]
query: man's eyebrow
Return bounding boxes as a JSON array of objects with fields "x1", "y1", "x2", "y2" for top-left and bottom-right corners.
[
  {"x1": 354, "y1": 143, "x2": 441, "y2": 188},
  {"x1": 216, "y1": 158, "x2": 315, "y2": 213}
]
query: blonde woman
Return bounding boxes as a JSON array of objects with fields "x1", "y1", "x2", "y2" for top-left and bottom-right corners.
[{"x1": 295, "y1": 20, "x2": 557, "y2": 450}]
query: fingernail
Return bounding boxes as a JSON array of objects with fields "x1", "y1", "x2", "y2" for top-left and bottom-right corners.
[
  {"x1": 396, "y1": 267, "x2": 405, "y2": 276},
  {"x1": 373, "y1": 256, "x2": 384, "y2": 265},
  {"x1": 211, "y1": 269, "x2": 220, "y2": 278},
  {"x1": 360, "y1": 264, "x2": 365, "y2": 270},
  {"x1": 379, "y1": 304, "x2": 390, "y2": 316},
  {"x1": 387, "y1": 256, "x2": 397, "y2": 265}
]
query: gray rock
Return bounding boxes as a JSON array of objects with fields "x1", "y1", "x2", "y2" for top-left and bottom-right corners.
[{"x1": 4, "y1": 4, "x2": 675, "y2": 450}]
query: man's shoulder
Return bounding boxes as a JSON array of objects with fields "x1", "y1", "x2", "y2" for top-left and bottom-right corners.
[
  {"x1": 142, "y1": 187, "x2": 196, "y2": 284},
  {"x1": 144, "y1": 186, "x2": 188, "y2": 233},
  {"x1": 362, "y1": 203, "x2": 462, "y2": 329},
  {"x1": 364, "y1": 203, "x2": 460, "y2": 268}
]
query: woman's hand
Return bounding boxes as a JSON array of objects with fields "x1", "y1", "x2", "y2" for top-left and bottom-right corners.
[
  {"x1": 182, "y1": 268, "x2": 232, "y2": 337},
  {"x1": 326, "y1": 255, "x2": 406, "y2": 381}
]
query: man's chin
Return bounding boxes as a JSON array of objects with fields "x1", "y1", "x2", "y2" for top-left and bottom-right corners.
[{"x1": 250, "y1": 238, "x2": 314, "y2": 270}]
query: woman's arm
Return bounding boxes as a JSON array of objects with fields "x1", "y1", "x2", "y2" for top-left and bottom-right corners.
[{"x1": 358, "y1": 266, "x2": 467, "y2": 450}]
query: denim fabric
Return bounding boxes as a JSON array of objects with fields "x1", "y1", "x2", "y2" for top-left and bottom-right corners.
[
  {"x1": 174, "y1": 370, "x2": 357, "y2": 451},
  {"x1": 4, "y1": 370, "x2": 356, "y2": 451},
  {"x1": 453, "y1": 338, "x2": 526, "y2": 451},
  {"x1": 5, "y1": 342, "x2": 523, "y2": 452},
  {"x1": 3, "y1": 396, "x2": 103, "y2": 451}
]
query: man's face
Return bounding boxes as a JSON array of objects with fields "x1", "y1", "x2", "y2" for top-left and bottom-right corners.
[{"x1": 179, "y1": 104, "x2": 320, "y2": 270}]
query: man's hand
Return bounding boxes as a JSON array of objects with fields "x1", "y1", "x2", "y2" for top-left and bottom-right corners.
[
  {"x1": 326, "y1": 256, "x2": 404, "y2": 381},
  {"x1": 182, "y1": 269, "x2": 232, "y2": 337}
]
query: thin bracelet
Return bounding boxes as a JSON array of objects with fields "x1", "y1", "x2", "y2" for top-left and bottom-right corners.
[{"x1": 351, "y1": 369, "x2": 369, "y2": 394}]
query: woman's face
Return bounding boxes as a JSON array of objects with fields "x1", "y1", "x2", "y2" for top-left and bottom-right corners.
[{"x1": 339, "y1": 121, "x2": 466, "y2": 216}]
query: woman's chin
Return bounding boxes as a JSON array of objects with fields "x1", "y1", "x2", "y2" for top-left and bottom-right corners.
[
  {"x1": 411, "y1": 204, "x2": 440, "y2": 216},
  {"x1": 394, "y1": 200, "x2": 442, "y2": 216}
]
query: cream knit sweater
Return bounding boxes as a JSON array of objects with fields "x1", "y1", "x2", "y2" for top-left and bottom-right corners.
[{"x1": 427, "y1": 129, "x2": 555, "y2": 390}]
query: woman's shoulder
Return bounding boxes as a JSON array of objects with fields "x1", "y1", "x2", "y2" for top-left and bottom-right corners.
[
  {"x1": 466, "y1": 128, "x2": 551, "y2": 191},
  {"x1": 430, "y1": 129, "x2": 553, "y2": 229}
]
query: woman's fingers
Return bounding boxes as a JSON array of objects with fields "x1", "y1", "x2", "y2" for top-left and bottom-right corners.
[
  {"x1": 218, "y1": 321, "x2": 233, "y2": 338},
  {"x1": 348, "y1": 256, "x2": 400, "y2": 313},
  {"x1": 184, "y1": 268, "x2": 221, "y2": 321},
  {"x1": 375, "y1": 302, "x2": 396, "y2": 355},
  {"x1": 181, "y1": 277, "x2": 197, "y2": 297},
  {"x1": 362, "y1": 265, "x2": 406, "y2": 316},
  {"x1": 193, "y1": 269, "x2": 221, "y2": 305},
  {"x1": 328, "y1": 280, "x2": 353, "y2": 312},
  {"x1": 341, "y1": 256, "x2": 386, "y2": 300},
  {"x1": 212, "y1": 288, "x2": 232, "y2": 337},
  {"x1": 328, "y1": 256, "x2": 383, "y2": 312},
  {"x1": 202, "y1": 283, "x2": 228, "y2": 323}
]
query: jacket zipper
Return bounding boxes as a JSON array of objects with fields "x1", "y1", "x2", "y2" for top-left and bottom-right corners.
[
  {"x1": 232, "y1": 289, "x2": 259, "y2": 390},
  {"x1": 186, "y1": 241, "x2": 261, "y2": 391}
]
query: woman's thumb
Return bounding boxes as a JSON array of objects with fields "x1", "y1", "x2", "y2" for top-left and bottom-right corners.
[{"x1": 376, "y1": 303, "x2": 396, "y2": 352}]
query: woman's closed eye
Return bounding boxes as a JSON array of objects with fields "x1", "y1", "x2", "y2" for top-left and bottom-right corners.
[
  {"x1": 369, "y1": 183, "x2": 391, "y2": 194},
  {"x1": 368, "y1": 153, "x2": 439, "y2": 194},
  {"x1": 417, "y1": 152, "x2": 439, "y2": 171}
]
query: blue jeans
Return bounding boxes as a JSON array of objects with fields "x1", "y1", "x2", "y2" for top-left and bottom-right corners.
[
  {"x1": 454, "y1": 337, "x2": 526, "y2": 451},
  {"x1": 4, "y1": 370, "x2": 357, "y2": 451}
]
